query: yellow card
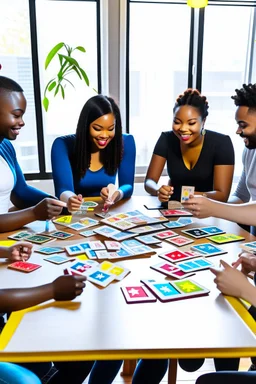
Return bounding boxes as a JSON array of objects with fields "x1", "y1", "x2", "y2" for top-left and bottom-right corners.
[
  {"x1": 54, "y1": 216, "x2": 72, "y2": 224},
  {"x1": 77, "y1": 254, "x2": 88, "y2": 261},
  {"x1": 0, "y1": 240, "x2": 16, "y2": 246}
]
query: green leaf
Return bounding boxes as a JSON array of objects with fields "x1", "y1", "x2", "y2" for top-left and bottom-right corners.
[
  {"x1": 93, "y1": 88, "x2": 98, "y2": 94},
  {"x1": 48, "y1": 81, "x2": 57, "y2": 91},
  {"x1": 74, "y1": 46, "x2": 86, "y2": 53},
  {"x1": 45, "y1": 42, "x2": 64, "y2": 70},
  {"x1": 54, "y1": 84, "x2": 60, "y2": 97},
  {"x1": 63, "y1": 77, "x2": 75, "y2": 88},
  {"x1": 43, "y1": 97, "x2": 49, "y2": 112},
  {"x1": 59, "y1": 54, "x2": 79, "y2": 67},
  {"x1": 78, "y1": 67, "x2": 90, "y2": 86},
  {"x1": 72, "y1": 66, "x2": 82, "y2": 80},
  {"x1": 60, "y1": 84, "x2": 65, "y2": 99}
]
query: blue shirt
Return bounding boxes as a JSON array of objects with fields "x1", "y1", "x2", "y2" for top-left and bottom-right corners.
[
  {"x1": 51, "y1": 133, "x2": 136, "y2": 198},
  {"x1": 0, "y1": 138, "x2": 48, "y2": 209}
]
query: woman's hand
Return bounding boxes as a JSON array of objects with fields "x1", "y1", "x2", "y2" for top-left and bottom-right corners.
[
  {"x1": 182, "y1": 195, "x2": 215, "y2": 218},
  {"x1": 5, "y1": 242, "x2": 33, "y2": 262},
  {"x1": 67, "y1": 194, "x2": 83, "y2": 212},
  {"x1": 232, "y1": 251, "x2": 256, "y2": 275},
  {"x1": 157, "y1": 185, "x2": 174, "y2": 202}
]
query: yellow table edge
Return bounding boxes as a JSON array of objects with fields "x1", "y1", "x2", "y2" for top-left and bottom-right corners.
[{"x1": 225, "y1": 295, "x2": 256, "y2": 333}]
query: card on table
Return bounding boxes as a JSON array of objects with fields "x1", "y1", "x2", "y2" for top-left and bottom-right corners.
[
  {"x1": 160, "y1": 209, "x2": 193, "y2": 217},
  {"x1": 68, "y1": 222, "x2": 88, "y2": 231},
  {"x1": 88, "y1": 240, "x2": 106, "y2": 250},
  {"x1": 44, "y1": 255, "x2": 72, "y2": 264},
  {"x1": 110, "y1": 230, "x2": 136, "y2": 241},
  {"x1": 181, "y1": 186, "x2": 195, "y2": 202},
  {"x1": 53, "y1": 216, "x2": 72, "y2": 226},
  {"x1": 159, "y1": 249, "x2": 198, "y2": 263},
  {"x1": 121, "y1": 239, "x2": 143, "y2": 249},
  {"x1": 240, "y1": 241, "x2": 256, "y2": 253},
  {"x1": 141, "y1": 278, "x2": 210, "y2": 302},
  {"x1": 25, "y1": 234, "x2": 53, "y2": 244},
  {"x1": 191, "y1": 243, "x2": 227, "y2": 257},
  {"x1": 104, "y1": 241, "x2": 121, "y2": 250},
  {"x1": 181, "y1": 228, "x2": 209, "y2": 239},
  {"x1": 8, "y1": 231, "x2": 32, "y2": 240},
  {"x1": 84, "y1": 249, "x2": 98, "y2": 260},
  {"x1": 8, "y1": 261, "x2": 41, "y2": 273},
  {"x1": 94, "y1": 212, "x2": 112, "y2": 219},
  {"x1": 79, "y1": 217, "x2": 99, "y2": 228},
  {"x1": 130, "y1": 224, "x2": 165, "y2": 235},
  {"x1": 206, "y1": 233, "x2": 245, "y2": 244},
  {"x1": 48, "y1": 231, "x2": 74, "y2": 240},
  {"x1": 150, "y1": 261, "x2": 195, "y2": 279},
  {"x1": 121, "y1": 285, "x2": 157, "y2": 304},
  {"x1": 165, "y1": 235, "x2": 194, "y2": 247},
  {"x1": 177, "y1": 217, "x2": 193, "y2": 225},
  {"x1": 93, "y1": 225, "x2": 120, "y2": 238},
  {"x1": 200, "y1": 226, "x2": 225, "y2": 235},
  {"x1": 67, "y1": 260, "x2": 98, "y2": 276},
  {"x1": 65, "y1": 244, "x2": 87, "y2": 256},
  {"x1": 176, "y1": 258, "x2": 214, "y2": 272},
  {"x1": 121, "y1": 243, "x2": 154, "y2": 256},
  {"x1": 163, "y1": 221, "x2": 185, "y2": 229},
  {"x1": 98, "y1": 261, "x2": 130, "y2": 281},
  {"x1": 35, "y1": 246, "x2": 64, "y2": 255},
  {"x1": 154, "y1": 230, "x2": 178, "y2": 239},
  {"x1": 87, "y1": 270, "x2": 116, "y2": 287},
  {"x1": 135, "y1": 235, "x2": 162, "y2": 245},
  {"x1": 80, "y1": 230, "x2": 95, "y2": 238},
  {"x1": 95, "y1": 250, "x2": 110, "y2": 259}
]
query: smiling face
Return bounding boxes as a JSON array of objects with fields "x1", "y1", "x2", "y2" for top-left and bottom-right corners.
[
  {"x1": 89, "y1": 113, "x2": 115, "y2": 151},
  {"x1": 235, "y1": 106, "x2": 256, "y2": 149},
  {"x1": 172, "y1": 105, "x2": 204, "y2": 145},
  {"x1": 0, "y1": 91, "x2": 27, "y2": 140}
]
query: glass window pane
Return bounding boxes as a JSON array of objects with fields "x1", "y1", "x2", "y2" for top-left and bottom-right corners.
[
  {"x1": 0, "y1": 0, "x2": 39, "y2": 173},
  {"x1": 36, "y1": 0, "x2": 98, "y2": 172},
  {"x1": 201, "y1": 5, "x2": 254, "y2": 178},
  {"x1": 129, "y1": 2, "x2": 191, "y2": 170}
]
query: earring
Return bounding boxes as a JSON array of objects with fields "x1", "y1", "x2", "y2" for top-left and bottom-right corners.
[{"x1": 201, "y1": 127, "x2": 206, "y2": 136}]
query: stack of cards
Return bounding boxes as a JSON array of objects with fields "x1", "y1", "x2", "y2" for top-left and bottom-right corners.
[
  {"x1": 176, "y1": 258, "x2": 214, "y2": 272},
  {"x1": 240, "y1": 241, "x2": 256, "y2": 253},
  {"x1": 140, "y1": 278, "x2": 210, "y2": 302}
]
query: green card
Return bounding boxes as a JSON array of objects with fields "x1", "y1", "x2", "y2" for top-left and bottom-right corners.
[{"x1": 207, "y1": 233, "x2": 245, "y2": 244}]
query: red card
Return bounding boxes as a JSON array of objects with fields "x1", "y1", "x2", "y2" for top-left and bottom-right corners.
[
  {"x1": 8, "y1": 261, "x2": 41, "y2": 273},
  {"x1": 121, "y1": 285, "x2": 157, "y2": 303},
  {"x1": 160, "y1": 250, "x2": 189, "y2": 262}
]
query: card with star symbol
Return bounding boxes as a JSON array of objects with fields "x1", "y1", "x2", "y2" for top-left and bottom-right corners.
[
  {"x1": 121, "y1": 285, "x2": 157, "y2": 303},
  {"x1": 87, "y1": 270, "x2": 116, "y2": 287},
  {"x1": 141, "y1": 278, "x2": 209, "y2": 302}
]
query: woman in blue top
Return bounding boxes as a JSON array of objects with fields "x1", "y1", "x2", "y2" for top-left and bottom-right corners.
[{"x1": 51, "y1": 95, "x2": 136, "y2": 212}]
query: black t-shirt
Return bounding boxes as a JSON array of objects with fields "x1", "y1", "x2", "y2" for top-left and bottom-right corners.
[{"x1": 153, "y1": 130, "x2": 235, "y2": 201}]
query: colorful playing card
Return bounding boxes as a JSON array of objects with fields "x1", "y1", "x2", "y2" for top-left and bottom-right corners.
[
  {"x1": 87, "y1": 240, "x2": 105, "y2": 250},
  {"x1": 49, "y1": 231, "x2": 74, "y2": 240},
  {"x1": 130, "y1": 224, "x2": 165, "y2": 234},
  {"x1": 95, "y1": 250, "x2": 110, "y2": 259},
  {"x1": 44, "y1": 255, "x2": 72, "y2": 264},
  {"x1": 207, "y1": 234, "x2": 245, "y2": 244},
  {"x1": 68, "y1": 222, "x2": 88, "y2": 231},
  {"x1": 159, "y1": 249, "x2": 196, "y2": 263},
  {"x1": 181, "y1": 186, "x2": 195, "y2": 202},
  {"x1": 166, "y1": 235, "x2": 194, "y2": 247},
  {"x1": 240, "y1": 241, "x2": 256, "y2": 253},
  {"x1": 177, "y1": 217, "x2": 193, "y2": 225},
  {"x1": 121, "y1": 285, "x2": 157, "y2": 304},
  {"x1": 67, "y1": 260, "x2": 98, "y2": 276},
  {"x1": 104, "y1": 241, "x2": 121, "y2": 250},
  {"x1": 65, "y1": 244, "x2": 86, "y2": 256},
  {"x1": 81, "y1": 201, "x2": 98, "y2": 208},
  {"x1": 135, "y1": 235, "x2": 162, "y2": 245},
  {"x1": 163, "y1": 221, "x2": 185, "y2": 229},
  {"x1": 150, "y1": 261, "x2": 194, "y2": 279},
  {"x1": 110, "y1": 231, "x2": 136, "y2": 241},
  {"x1": 98, "y1": 261, "x2": 130, "y2": 281},
  {"x1": 142, "y1": 278, "x2": 209, "y2": 302},
  {"x1": 176, "y1": 258, "x2": 214, "y2": 272},
  {"x1": 35, "y1": 246, "x2": 64, "y2": 255},
  {"x1": 80, "y1": 230, "x2": 95, "y2": 238},
  {"x1": 84, "y1": 249, "x2": 98, "y2": 260},
  {"x1": 191, "y1": 243, "x2": 227, "y2": 257},
  {"x1": 8, "y1": 231, "x2": 31, "y2": 240},
  {"x1": 121, "y1": 239, "x2": 142, "y2": 249},
  {"x1": 8, "y1": 261, "x2": 41, "y2": 273},
  {"x1": 200, "y1": 226, "x2": 225, "y2": 235},
  {"x1": 181, "y1": 228, "x2": 209, "y2": 238},
  {"x1": 160, "y1": 209, "x2": 193, "y2": 217},
  {"x1": 93, "y1": 226, "x2": 120, "y2": 237},
  {"x1": 79, "y1": 217, "x2": 99, "y2": 228},
  {"x1": 53, "y1": 216, "x2": 72, "y2": 226},
  {"x1": 25, "y1": 234, "x2": 52, "y2": 244},
  {"x1": 154, "y1": 230, "x2": 178, "y2": 239},
  {"x1": 87, "y1": 270, "x2": 116, "y2": 287}
]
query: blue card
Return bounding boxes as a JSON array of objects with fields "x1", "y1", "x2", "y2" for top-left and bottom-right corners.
[
  {"x1": 164, "y1": 221, "x2": 184, "y2": 229},
  {"x1": 177, "y1": 218, "x2": 193, "y2": 225},
  {"x1": 201, "y1": 226, "x2": 225, "y2": 235},
  {"x1": 153, "y1": 283, "x2": 180, "y2": 297},
  {"x1": 191, "y1": 243, "x2": 227, "y2": 256},
  {"x1": 176, "y1": 257, "x2": 213, "y2": 272}
]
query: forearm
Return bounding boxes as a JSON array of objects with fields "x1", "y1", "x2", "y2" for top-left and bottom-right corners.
[
  {"x1": 0, "y1": 208, "x2": 36, "y2": 233},
  {"x1": 196, "y1": 190, "x2": 229, "y2": 202},
  {"x1": 145, "y1": 179, "x2": 159, "y2": 196},
  {"x1": 0, "y1": 284, "x2": 54, "y2": 312},
  {"x1": 241, "y1": 283, "x2": 256, "y2": 307},
  {"x1": 60, "y1": 191, "x2": 76, "y2": 202},
  {"x1": 208, "y1": 200, "x2": 256, "y2": 226}
]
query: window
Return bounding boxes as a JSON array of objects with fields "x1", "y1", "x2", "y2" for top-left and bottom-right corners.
[
  {"x1": 128, "y1": 1, "x2": 191, "y2": 173},
  {"x1": 0, "y1": 0, "x2": 39, "y2": 173}
]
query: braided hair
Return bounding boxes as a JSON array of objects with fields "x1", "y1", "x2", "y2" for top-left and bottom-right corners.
[
  {"x1": 75, "y1": 95, "x2": 123, "y2": 178},
  {"x1": 173, "y1": 88, "x2": 209, "y2": 119},
  {"x1": 231, "y1": 84, "x2": 256, "y2": 110}
]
